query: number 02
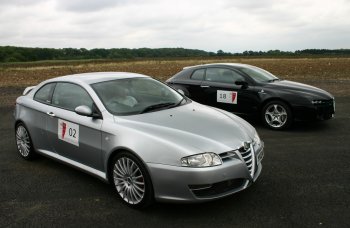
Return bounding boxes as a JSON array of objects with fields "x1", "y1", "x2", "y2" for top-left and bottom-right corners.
[{"x1": 69, "y1": 128, "x2": 76, "y2": 138}]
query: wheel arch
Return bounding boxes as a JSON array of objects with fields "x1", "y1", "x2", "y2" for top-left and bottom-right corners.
[
  {"x1": 259, "y1": 97, "x2": 294, "y2": 114},
  {"x1": 14, "y1": 119, "x2": 25, "y2": 128},
  {"x1": 106, "y1": 147, "x2": 154, "y2": 188}
]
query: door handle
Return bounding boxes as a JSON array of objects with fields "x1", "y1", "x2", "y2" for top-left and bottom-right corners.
[
  {"x1": 200, "y1": 85, "x2": 210, "y2": 88},
  {"x1": 46, "y1": 112, "x2": 56, "y2": 117}
]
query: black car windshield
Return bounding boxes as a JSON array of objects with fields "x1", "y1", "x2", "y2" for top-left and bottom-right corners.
[
  {"x1": 239, "y1": 66, "x2": 279, "y2": 83},
  {"x1": 92, "y1": 77, "x2": 187, "y2": 115}
]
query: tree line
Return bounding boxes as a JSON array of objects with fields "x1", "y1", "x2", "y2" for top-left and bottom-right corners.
[{"x1": 0, "y1": 46, "x2": 349, "y2": 62}]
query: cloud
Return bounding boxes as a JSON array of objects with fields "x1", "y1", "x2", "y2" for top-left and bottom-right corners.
[
  {"x1": 0, "y1": 0, "x2": 349, "y2": 52},
  {"x1": 54, "y1": 0, "x2": 137, "y2": 12}
]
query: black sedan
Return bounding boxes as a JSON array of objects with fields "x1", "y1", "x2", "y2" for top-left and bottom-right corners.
[{"x1": 166, "y1": 63, "x2": 335, "y2": 130}]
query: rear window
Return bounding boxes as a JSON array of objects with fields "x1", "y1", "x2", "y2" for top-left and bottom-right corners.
[{"x1": 34, "y1": 83, "x2": 56, "y2": 104}]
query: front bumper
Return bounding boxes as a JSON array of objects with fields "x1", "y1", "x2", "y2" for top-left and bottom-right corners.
[
  {"x1": 147, "y1": 147, "x2": 263, "y2": 203},
  {"x1": 293, "y1": 99, "x2": 335, "y2": 121}
]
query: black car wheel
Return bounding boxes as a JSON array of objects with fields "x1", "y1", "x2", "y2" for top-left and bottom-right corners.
[
  {"x1": 111, "y1": 152, "x2": 154, "y2": 208},
  {"x1": 15, "y1": 123, "x2": 35, "y2": 160},
  {"x1": 262, "y1": 100, "x2": 292, "y2": 130}
]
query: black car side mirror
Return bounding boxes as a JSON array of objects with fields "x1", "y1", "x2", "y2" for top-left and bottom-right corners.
[{"x1": 235, "y1": 81, "x2": 248, "y2": 88}]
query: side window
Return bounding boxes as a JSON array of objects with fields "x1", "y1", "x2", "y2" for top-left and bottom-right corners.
[
  {"x1": 205, "y1": 68, "x2": 245, "y2": 84},
  {"x1": 191, "y1": 69, "x2": 205, "y2": 80},
  {"x1": 52, "y1": 83, "x2": 93, "y2": 111},
  {"x1": 34, "y1": 83, "x2": 56, "y2": 104}
]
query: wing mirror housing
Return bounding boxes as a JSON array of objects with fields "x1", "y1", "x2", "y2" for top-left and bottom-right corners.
[
  {"x1": 75, "y1": 105, "x2": 93, "y2": 117},
  {"x1": 235, "y1": 81, "x2": 248, "y2": 88},
  {"x1": 75, "y1": 105, "x2": 103, "y2": 119}
]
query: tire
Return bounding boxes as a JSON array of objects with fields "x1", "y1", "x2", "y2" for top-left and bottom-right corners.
[
  {"x1": 262, "y1": 100, "x2": 293, "y2": 130},
  {"x1": 111, "y1": 152, "x2": 154, "y2": 208},
  {"x1": 15, "y1": 123, "x2": 36, "y2": 160}
]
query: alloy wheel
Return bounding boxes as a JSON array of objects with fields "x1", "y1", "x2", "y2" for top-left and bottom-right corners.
[
  {"x1": 16, "y1": 125, "x2": 31, "y2": 157},
  {"x1": 264, "y1": 104, "x2": 288, "y2": 128},
  {"x1": 113, "y1": 157, "x2": 146, "y2": 205}
]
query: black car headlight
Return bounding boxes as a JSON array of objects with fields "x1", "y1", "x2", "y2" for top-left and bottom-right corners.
[
  {"x1": 311, "y1": 100, "x2": 324, "y2": 104},
  {"x1": 181, "y1": 153, "x2": 222, "y2": 167}
]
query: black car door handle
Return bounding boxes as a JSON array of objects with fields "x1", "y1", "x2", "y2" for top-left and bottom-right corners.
[
  {"x1": 200, "y1": 85, "x2": 210, "y2": 88},
  {"x1": 46, "y1": 112, "x2": 56, "y2": 117}
]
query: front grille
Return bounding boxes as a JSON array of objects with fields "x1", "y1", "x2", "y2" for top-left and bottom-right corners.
[
  {"x1": 239, "y1": 146, "x2": 254, "y2": 176},
  {"x1": 219, "y1": 143, "x2": 255, "y2": 177},
  {"x1": 312, "y1": 99, "x2": 335, "y2": 119},
  {"x1": 219, "y1": 151, "x2": 239, "y2": 162},
  {"x1": 189, "y1": 179, "x2": 245, "y2": 198}
]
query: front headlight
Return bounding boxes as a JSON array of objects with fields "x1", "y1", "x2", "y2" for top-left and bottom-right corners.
[
  {"x1": 253, "y1": 131, "x2": 262, "y2": 150},
  {"x1": 181, "y1": 152, "x2": 222, "y2": 167},
  {"x1": 311, "y1": 100, "x2": 324, "y2": 104}
]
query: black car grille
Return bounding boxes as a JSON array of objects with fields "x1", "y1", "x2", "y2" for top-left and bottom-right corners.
[
  {"x1": 312, "y1": 99, "x2": 335, "y2": 118},
  {"x1": 189, "y1": 179, "x2": 245, "y2": 198}
]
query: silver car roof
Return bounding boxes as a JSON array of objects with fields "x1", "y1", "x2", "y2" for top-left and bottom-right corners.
[
  {"x1": 46, "y1": 72, "x2": 149, "y2": 85},
  {"x1": 183, "y1": 63, "x2": 253, "y2": 69}
]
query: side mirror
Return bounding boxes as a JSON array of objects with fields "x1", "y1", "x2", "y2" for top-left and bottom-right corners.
[
  {"x1": 235, "y1": 81, "x2": 248, "y2": 88},
  {"x1": 75, "y1": 105, "x2": 93, "y2": 117}
]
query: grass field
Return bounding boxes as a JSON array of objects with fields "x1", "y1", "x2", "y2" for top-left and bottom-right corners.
[{"x1": 1, "y1": 57, "x2": 350, "y2": 106}]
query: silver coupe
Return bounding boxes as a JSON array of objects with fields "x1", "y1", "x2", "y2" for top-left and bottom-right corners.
[{"x1": 14, "y1": 72, "x2": 264, "y2": 208}]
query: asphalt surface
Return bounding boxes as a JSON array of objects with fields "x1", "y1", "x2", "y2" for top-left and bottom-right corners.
[{"x1": 0, "y1": 97, "x2": 349, "y2": 228}]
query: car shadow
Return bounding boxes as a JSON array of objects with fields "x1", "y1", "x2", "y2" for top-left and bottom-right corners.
[
  {"x1": 141, "y1": 183, "x2": 262, "y2": 216},
  {"x1": 239, "y1": 115, "x2": 334, "y2": 133}
]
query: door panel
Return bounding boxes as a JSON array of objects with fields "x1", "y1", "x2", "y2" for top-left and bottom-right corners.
[
  {"x1": 46, "y1": 106, "x2": 103, "y2": 171},
  {"x1": 200, "y1": 81, "x2": 242, "y2": 113},
  {"x1": 200, "y1": 68, "x2": 260, "y2": 115},
  {"x1": 45, "y1": 82, "x2": 103, "y2": 171}
]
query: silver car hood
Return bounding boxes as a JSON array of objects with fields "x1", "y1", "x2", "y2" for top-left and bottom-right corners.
[{"x1": 115, "y1": 102, "x2": 255, "y2": 156}]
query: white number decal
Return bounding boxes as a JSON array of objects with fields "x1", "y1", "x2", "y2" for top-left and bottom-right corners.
[
  {"x1": 58, "y1": 119, "x2": 79, "y2": 146},
  {"x1": 217, "y1": 90, "x2": 238, "y2": 104}
]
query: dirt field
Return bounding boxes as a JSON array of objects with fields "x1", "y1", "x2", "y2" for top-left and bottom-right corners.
[{"x1": 1, "y1": 57, "x2": 350, "y2": 106}]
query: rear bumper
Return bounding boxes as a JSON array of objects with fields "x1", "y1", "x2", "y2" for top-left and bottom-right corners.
[{"x1": 147, "y1": 149, "x2": 263, "y2": 203}]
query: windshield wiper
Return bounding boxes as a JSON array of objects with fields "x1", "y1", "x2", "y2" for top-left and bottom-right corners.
[
  {"x1": 140, "y1": 102, "x2": 176, "y2": 114},
  {"x1": 267, "y1": 78, "x2": 280, "y2": 83},
  {"x1": 175, "y1": 97, "x2": 185, "y2": 107}
]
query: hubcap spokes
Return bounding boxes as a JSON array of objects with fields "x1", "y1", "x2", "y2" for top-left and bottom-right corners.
[
  {"x1": 265, "y1": 104, "x2": 287, "y2": 128},
  {"x1": 113, "y1": 157, "x2": 145, "y2": 204},
  {"x1": 16, "y1": 126, "x2": 30, "y2": 157}
]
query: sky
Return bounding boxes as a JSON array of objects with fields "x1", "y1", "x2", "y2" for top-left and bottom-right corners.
[{"x1": 0, "y1": 0, "x2": 349, "y2": 52}]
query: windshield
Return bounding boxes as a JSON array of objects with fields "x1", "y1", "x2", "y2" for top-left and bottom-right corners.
[
  {"x1": 92, "y1": 77, "x2": 186, "y2": 115},
  {"x1": 239, "y1": 66, "x2": 279, "y2": 83}
]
